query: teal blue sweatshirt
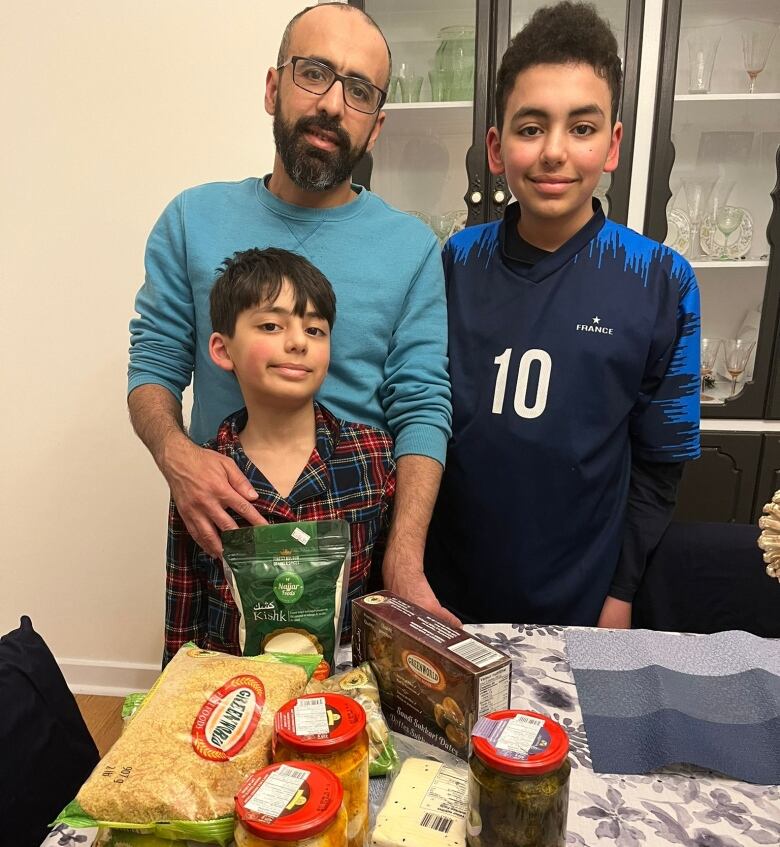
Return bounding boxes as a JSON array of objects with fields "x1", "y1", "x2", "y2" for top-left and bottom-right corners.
[{"x1": 128, "y1": 178, "x2": 451, "y2": 463}]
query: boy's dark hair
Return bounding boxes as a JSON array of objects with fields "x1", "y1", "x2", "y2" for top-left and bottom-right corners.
[
  {"x1": 495, "y1": 1, "x2": 623, "y2": 132},
  {"x1": 210, "y1": 247, "x2": 336, "y2": 336}
]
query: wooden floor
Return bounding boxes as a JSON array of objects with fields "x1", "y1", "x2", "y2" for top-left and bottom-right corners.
[{"x1": 76, "y1": 694, "x2": 124, "y2": 757}]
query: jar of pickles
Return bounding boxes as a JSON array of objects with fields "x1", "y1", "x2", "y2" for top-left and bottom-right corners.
[
  {"x1": 274, "y1": 694, "x2": 369, "y2": 847},
  {"x1": 467, "y1": 710, "x2": 571, "y2": 847},
  {"x1": 235, "y1": 761, "x2": 348, "y2": 847}
]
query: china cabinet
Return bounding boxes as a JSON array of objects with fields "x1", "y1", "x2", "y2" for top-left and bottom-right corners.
[
  {"x1": 643, "y1": 0, "x2": 780, "y2": 521},
  {"x1": 645, "y1": 0, "x2": 780, "y2": 420},
  {"x1": 349, "y1": 0, "x2": 643, "y2": 234}
]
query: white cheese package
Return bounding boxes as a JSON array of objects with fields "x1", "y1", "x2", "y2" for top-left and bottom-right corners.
[{"x1": 371, "y1": 757, "x2": 467, "y2": 846}]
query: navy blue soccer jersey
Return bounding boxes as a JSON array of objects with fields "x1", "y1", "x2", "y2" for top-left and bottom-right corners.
[{"x1": 426, "y1": 203, "x2": 701, "y2": 626}]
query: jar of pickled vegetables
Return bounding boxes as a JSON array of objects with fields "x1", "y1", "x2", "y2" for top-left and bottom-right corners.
[
  {"x1": 467, "y1": 710, "x2": 571, "y2": 847},
  {"x1": 274, "y1": 693, "x2": 369, "y2": 847},
  {"x1": 235, "y1": 761, "x2": 348, "y2": 847}
]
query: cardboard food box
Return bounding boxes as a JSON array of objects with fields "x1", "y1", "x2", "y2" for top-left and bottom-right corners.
[{"x1": 352, "y1": 591, "x2": 512, "y2": 761}]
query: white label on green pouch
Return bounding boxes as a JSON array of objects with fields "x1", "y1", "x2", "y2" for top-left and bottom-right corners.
[{"x1": 291, "y1": 527, "x2": 311, "y2": 545}]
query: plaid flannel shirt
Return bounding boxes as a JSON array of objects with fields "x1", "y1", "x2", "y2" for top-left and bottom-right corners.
[{"x1": 164, "y1": 402, "x2": 395, "y2": 665}]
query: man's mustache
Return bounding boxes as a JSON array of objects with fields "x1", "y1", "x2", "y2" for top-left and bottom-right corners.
[{"x1": 294, "y1": 115, "x2": 350, "y2": 151}]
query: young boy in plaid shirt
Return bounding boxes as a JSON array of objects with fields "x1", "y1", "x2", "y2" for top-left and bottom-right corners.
[{"x1": 164, "y1": 247, "x2": 395, "y2": 664}]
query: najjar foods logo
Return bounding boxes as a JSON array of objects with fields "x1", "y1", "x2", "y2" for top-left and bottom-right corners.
[
  {"x1": 192, "y1": 675, "x2": 265, "y2": 761},
  {"x1": 402, "y1": 650, "x2": 446, "y2": 690}
]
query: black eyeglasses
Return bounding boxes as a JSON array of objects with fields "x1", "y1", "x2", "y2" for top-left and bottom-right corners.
[{"x1": 277, "y1": 56, "x2": 386, "y2": 115}]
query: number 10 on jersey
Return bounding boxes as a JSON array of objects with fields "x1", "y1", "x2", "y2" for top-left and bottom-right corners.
[{"x1": 492, "y1": 348, "x2": 551, "y2": 419}]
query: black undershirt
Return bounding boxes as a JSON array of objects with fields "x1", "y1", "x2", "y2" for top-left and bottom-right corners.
[{"x1": 501, "y1": 203, "x2": 685, "y2": 607}]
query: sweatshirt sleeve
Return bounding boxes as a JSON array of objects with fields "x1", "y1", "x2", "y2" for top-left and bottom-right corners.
[
  {"x1": 380, "y1": 233, "x2": 452, "y2": 465},
  {"x1": 128, "y1": 192, "x2": 196, "y2": 402}
]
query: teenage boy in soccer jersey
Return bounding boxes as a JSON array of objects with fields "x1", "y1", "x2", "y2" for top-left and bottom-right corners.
[
  {"x1": 164, "y1": 247, "x2": 395, "y2": 664},
  {"x1": 425, "y1": 1, "x2": 701, "y2": 629}
]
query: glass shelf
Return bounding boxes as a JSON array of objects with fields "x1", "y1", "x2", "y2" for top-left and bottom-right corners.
[
  {"x1": 675, "y1": 93, "x2": 780, "y2": 101},
  {"x1": 691, "y1": 260, "x2": 769, "y2": 268},
  {"x1": 701, "y1": 379, "x2": 753, "y2": 405}
]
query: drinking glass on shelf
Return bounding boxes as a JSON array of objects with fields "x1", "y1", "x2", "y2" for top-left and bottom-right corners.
[
  {"x1": 387, "y1": 76, "x2": 400, "y2": 104},
  {"x1": 687, "y1": 30, "x2": 720, "y2": 93},
  {"x1": 397, "y1": 63, "x2": 423, "y2": 103},
  {"x1": 681, "y1": 178, "x2": 715, "y2": 260},
  {"x1": 723, "y1": 338, "x2": 756, "y2": 397},
  {"x1": 700, "y1": 338, "x2": 722, "y2": 402},
  {"x1": 428, "y1": 68, "x2": 446, "y2": 102},
  {"x1": 709, "y1": 179, "x2": 735, "y2": 220},
  {"x1": 741, "y1": 23, "x2": 777, "y2": 94},
  {"x1": 715, "y1": 206, "x2": 744, "y2": 260}
]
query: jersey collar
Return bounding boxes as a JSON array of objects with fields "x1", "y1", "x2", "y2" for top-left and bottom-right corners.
[{"x1": 499, "y1": 199, "x2": 606, "y2": 283}]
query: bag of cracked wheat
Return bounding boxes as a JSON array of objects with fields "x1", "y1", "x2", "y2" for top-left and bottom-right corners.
[{"x1": 67, "y1": 646, "x2": 309, "y2": 845}]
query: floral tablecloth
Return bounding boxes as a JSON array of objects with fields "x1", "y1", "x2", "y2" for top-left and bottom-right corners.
[
  {"x1": 45, "y1": 624, "x2": 779, "y2": 847},
  {"x1": 466, "y1": 623, "x2": 780, "y2": 847}
]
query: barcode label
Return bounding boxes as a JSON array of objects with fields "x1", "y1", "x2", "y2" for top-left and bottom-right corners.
[
  {"x1": 497, "y1": 714, "x2": 545, "y2": 756},
  {"x1": 448, "y1": 637, "x2": 502, "y2": 668},
  {"x1": 420, "y1": 812, "x2": 454, "y2": 833},
  {"x1": 293, "y1": 697, "x2": 329, "y2": 737},
  {"x1": 246, "y1": 764, "x2": 308, "y2": 818}
]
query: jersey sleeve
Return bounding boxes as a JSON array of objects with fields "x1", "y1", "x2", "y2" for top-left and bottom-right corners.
[
  {"x1": 380, "y1": 233, "x2": 452, "y2": 465},
  {"x1": 630, "y1": 262, "x2": 701, "y2": 462},
  {"x1": 128, "y1": 192, "x2": 196, "y2": 402}
]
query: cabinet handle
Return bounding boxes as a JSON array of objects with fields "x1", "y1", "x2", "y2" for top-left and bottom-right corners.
[
  {"x1": 470, "y1": 190, "x2": 483, "y2": 206},
  {"x1": 493, "y1": 189, "x2": 506, "y2": 205}
]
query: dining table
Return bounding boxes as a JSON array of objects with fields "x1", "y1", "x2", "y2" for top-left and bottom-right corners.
[{"x1": 43, "y1": 623, "x2": 780, "y2": 847}]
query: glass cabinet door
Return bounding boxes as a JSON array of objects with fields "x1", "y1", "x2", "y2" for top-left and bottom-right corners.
[
  {"x1": 499, "y1": 0, "x2": 643, "y2": 224},
  {"x1": 356, "y1": 0, "x2": 485, "y2": 244},
  {"x1": 647, "y1": 0, "x2": 780, "y2": 416}
]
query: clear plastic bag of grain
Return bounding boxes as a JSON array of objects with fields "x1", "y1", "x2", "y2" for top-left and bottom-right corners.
[{"x1": 76, "y1": 645, "x2": 308, "y2": 826}]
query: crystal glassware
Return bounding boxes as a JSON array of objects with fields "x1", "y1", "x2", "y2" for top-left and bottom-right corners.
[
  {"x1": 715, "y1": 206, "x2": 744, "y2": 260},
  {"x1": 687, "y1": 30, "x2": 720, "y2": 94},
  {"x1": 742, "y1": 23, "x2": 777, "y2": 94},
  {"x1": 700, "y1": 337, "x2": 722, "y2": 402},
  {"x1": 681, "y1": 178, "x2": 715, "y2": 260},
  {"x1": 723, "y1": 338, "x2": 756, "y2": 397},
  {"x1": 428, "y1": 68, "x2": 446, "y2": 102},
  {"x1": 397, "y1": 63, "x2": 423, "y2": 103},
  {"x1": 709, "y1": 179, "x2": 735, "y2": 220},
  {"x1": 399, "y1": 74, "x2": 423, "y2": 103}
]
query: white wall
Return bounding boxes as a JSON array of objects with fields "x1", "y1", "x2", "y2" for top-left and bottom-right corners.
[{"x1": 0, "y1": 1, "x2": 303, "y2": 693}]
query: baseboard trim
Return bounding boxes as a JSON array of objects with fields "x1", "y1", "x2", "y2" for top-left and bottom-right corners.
[{"x1": 58, "y1": 656, "x2": 160, "y2": 697}]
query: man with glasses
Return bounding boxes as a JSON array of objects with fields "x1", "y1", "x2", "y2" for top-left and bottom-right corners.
[{"x1": 128, "y1": 2, "x2": 457, "y2": 628}]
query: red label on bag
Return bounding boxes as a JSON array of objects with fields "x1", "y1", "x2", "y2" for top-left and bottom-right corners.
[{"x1": 192, "y1": 675, "x2": 265, "y2": 761}]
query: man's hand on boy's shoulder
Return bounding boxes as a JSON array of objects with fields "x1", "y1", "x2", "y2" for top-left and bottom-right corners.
[
  {"x1": 164, "y1": 437, "x2": 266, "y2": 558},
  {"x1": 596, "y1": 596, "x2": 632, "y2": 629}
]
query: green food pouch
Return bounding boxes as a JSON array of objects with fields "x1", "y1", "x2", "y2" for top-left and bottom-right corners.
[{"x1": 222, "y1": 520, "x2": 350, "y2": 678}]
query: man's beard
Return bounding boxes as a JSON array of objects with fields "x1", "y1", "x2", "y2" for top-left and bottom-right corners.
[{"x1": 273, "y1": 100, "x2": 371, "y2": 192}]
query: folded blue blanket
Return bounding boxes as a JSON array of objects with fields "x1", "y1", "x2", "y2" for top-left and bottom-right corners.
[{"x1": 564, "y1": 629, "x2": 780, "y2": 784}]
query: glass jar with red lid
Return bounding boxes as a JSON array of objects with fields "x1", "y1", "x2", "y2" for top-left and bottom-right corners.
[
  {"x1": 467, "y1": 709, "x2": 571, "y2": 847},
  {"x1": 273, "y1": 693, "x2": 369, "y2": 847},
  {"x1": 235, "y1": 761, "x2": 347, "y2": 847}
]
